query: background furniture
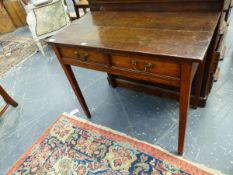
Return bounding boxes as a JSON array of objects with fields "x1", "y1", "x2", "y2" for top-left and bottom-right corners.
[
  {"x1": 72, "y1": 0, "x2": 88, "y2": 18},
  {"x1": 0, "y1": 1, "x2": 15, "y2": 33},
  {"x1": 0, "y1": 85, "x2": 18, "y2": 117},
  {"x1": 22, "y1": 0, "x2": 71, "y2": 55},
  {"x1": 88, "y1": 0, "x2": 232, "y2": 107},
  {"x1": 0, "y1": 0, "x2": 26, "y2": 33},
  {"x1": 213, "y1": 0, "x2": 233, "y2": 81}
]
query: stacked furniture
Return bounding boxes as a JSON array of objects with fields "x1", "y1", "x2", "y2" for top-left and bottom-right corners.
[
  {"x1": 214, "y1": 0, "x2": 232, "y2": 81},
  {"x1": 72, "y1": 0, "x2": 89, "y2": 18},
  {"x1": 88, "y1": 0, "x2": 232, "y2": 107},
  {"x1": 0, "y1": 0, "x2": 26, "y2": 33}
]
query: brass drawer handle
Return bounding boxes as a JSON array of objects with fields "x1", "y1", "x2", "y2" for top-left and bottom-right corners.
[
  {"x1": 131, "y1": 59, "x2": 153, "y2": 72},
  {"x1": 74, "y1": 51, "x2": 89, "y2": 61},
  {"x1": 144, "y1": 63, "x2": 153, "y2": 71},
  {"x1": 131, "y1": 59, "x2": 137, "y2": 66}
]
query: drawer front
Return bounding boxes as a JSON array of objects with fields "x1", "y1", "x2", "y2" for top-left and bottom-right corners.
[
  {"x1": 111, "y1": 55, "x2": 181, "y2": 78},
  {"x1": 59, "y1": 47, "x2": 107, "y2": 65},
  {"x1": 58, "y1": 47, "x2": 181, "y2": 86}
]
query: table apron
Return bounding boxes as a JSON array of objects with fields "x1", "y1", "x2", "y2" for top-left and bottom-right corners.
[{"x1": 62, "y1": 56, "x2": 181, "y2": 87}]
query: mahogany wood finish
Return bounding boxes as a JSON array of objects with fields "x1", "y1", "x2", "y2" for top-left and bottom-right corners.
[
  {"x1": 89, "y1": 0, "x2": 222, "y2": 12},
  {"x1": 48, "y1": 10, "x2": 219, "y2": 155},
  {"x1": 178, "y1": 63, "x2": 196, "y2": 154},
  {"x1": 0, "y1": 85, "x2": 18, "y2": 117},
  {"x1": 88, "y1": 0, "x2": 229, "y2": 107}
]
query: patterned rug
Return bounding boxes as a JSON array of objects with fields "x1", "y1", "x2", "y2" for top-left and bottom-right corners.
[
  {"x1": 0, "y1": 35, "x2": 38, "y2": 77},
  {"x1": 6, "y1": 114, "x2": 223, "y2": 175}
]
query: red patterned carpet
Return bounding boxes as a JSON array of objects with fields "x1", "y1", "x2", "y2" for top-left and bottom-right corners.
[{"x1": 7, "y1": 114, "x2": 223, "y2": 175}]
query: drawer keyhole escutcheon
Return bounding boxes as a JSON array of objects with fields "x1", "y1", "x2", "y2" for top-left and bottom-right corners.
[
  {"x1": 74, "y1": 51, "x2": 89, "y2": 61},
  {"x1": 131, "y1": 59, "x2": 153, "y2": 72}
]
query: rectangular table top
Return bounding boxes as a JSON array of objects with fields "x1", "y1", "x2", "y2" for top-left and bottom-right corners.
[{"x1": 48, "y1": 11, "x2": 220, "y2": 62}]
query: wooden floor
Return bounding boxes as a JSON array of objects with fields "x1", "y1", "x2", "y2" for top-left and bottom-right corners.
[{"x1": 0, "y1": 17, "x2": 233, "y2": 174}]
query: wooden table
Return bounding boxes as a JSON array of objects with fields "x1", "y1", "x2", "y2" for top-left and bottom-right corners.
[{"x1": 48, "y1": 11, "x2": 219, "y2": 155}]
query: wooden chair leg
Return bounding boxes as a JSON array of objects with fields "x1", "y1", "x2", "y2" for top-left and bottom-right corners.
[
  {"x1": 0, "y1": 85, "x2": 18, "y2": 117},
  {"x1": 0, "y1": 85, "x2": 18, "y2": 107},
  {"x1": 0, "y1": 104, "x2": 9, "y2": 117}
]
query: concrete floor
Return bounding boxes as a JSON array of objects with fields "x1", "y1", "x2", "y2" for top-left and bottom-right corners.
[{"x1": 0, "y1": 17, "x2": 233, "y2": 174}]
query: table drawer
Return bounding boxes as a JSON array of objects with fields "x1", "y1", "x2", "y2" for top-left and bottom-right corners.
[
  {"x1": 111, "y1": 55, "x2": 181, "y2": 78},
  {"x1": 59, "y1": 47, "x2": 106, "y2": 65}
]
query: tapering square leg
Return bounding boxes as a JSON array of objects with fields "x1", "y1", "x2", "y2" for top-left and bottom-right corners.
[
  {"x1": 52, "y1": 46, "x2": 91, "y2": 118},
  {"x1": 178, "y1": 62, "x2": 198, "y2": 155}
]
